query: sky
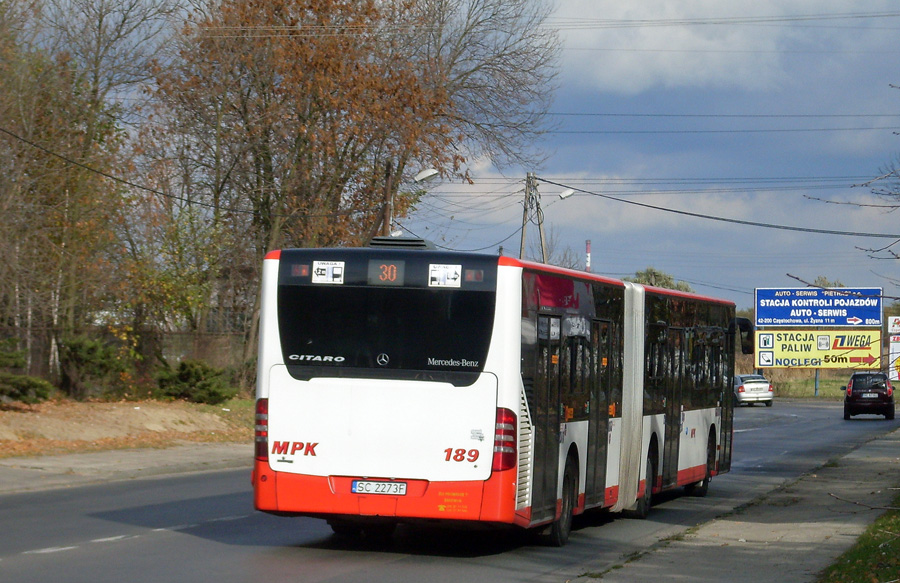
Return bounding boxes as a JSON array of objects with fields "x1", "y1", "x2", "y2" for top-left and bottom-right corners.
[{"x1": 400, "y1": 2, "x2": 900, "y2": 310}]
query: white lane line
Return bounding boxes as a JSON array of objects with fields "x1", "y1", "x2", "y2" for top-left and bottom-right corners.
[
  {"x1": 152, "y1": 524, "x2": 198, "y2": 531},
  {"x1": 21, "y1": 513, "x2": 252, "y2": 557},
  {"x1": 23, "y1": 546, "x2": 79, "y2": 555},
  {"x1": 208, "y1": 514, "x2": 249, "y2": 523},
  {"x1": 91, "y1": 535, "x2": 140, "y2": 543}
]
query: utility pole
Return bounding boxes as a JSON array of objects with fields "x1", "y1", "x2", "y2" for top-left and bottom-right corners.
[
  {"x1": 519, "y1": 172, "x2": 548, "y2": 263},
  {"x1": 381, "y1": 163, "x2": 394, "y2": 237},
  {"x1": 586, "y1": 240, "x2": 591, "y2": 272}
]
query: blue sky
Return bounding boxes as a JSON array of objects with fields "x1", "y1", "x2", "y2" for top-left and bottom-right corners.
[{"x1": 401, "y1": 3, "x2": 900, "y2": 309}]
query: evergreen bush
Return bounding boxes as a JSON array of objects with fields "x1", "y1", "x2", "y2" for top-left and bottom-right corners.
[
  {"x1": 0, "y1": 338, "x2": 54, "y2": 404},
  {"x1": 155, "y1": 359, "x2": 237, "y2": 405}
]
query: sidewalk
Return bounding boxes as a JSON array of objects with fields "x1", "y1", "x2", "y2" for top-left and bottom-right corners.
[
  {"x1": 573, "y1": 428, "x2": 900, "y2": 582},
  {"x1": 0, "y1": 442, "x2": 252, "y2": 494}
]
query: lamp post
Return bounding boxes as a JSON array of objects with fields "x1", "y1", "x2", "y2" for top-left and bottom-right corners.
[
  {"x1": 380, "y1": 163, "x2": 395, "y2": 237},
  {"x1": 380, "y1": 166, "x2": 438, "y2": 237}
]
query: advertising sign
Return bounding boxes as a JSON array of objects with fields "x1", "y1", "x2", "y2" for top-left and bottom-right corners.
[
  {"x1": 891, "y1": 335, "x2": 900, "y2": 381},
  {"x1": 756, "y1": 330, "x2": 881, "y2": 369},
  {"x1": 755, "y1": 287, "x2": 882, "y2": 327}
]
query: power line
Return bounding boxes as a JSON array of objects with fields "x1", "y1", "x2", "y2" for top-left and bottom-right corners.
[
  {"x1": 550, "y1": 126, "x2": 900, "y2": 135},
  {"x1": 548, "y1": 11, "x2": 900, "y2": 30},
  {"x1": 549, "y1": 112, "x2": 900, "y2": 119},
  {"x1": 0, "y1": 125, "x2": 376, "y2": 220},
  {"x1": 536, "y1": 177, "x2": 900, "y2": 239}
]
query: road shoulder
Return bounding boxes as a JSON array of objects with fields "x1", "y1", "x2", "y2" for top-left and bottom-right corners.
[
  {"x1": 0, "y1": 442, "x2": 251, "y2": 494},
  {"x1": 574, "y1": 428, "x2": 900, "y2": 582}
]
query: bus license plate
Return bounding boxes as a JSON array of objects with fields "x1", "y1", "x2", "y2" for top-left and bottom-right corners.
[{"x1": 351, "y1": 480, "x2": 407, "y2": 496}]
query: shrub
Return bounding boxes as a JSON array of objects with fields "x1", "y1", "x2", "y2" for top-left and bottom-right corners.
[
  {"x1": 155, "y1": 359, "x2": 237, "y2": 405},
  {"x1": 0, "y1": 338, "x2": 25, "y2": 369},
  {"x1": 58, "y1": 336, "x2": 130, "y2": 400},
  {"x1": 0, "y1": 338, "x2": 53, "y2": 404},
  {"x1": 0, "y1": 372, "x2": 54, "y2": 404}
]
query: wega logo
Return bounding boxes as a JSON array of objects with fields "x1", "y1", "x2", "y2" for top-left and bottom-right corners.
[{"x1": 831, "y1": 334, "x2": 875, "y2": 350}]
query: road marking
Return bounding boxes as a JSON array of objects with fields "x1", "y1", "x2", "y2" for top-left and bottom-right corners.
[
  {"x1": 23, "y1": 546, "x2": 79, "y2": 555},
  {"x1": 153, "y1": 524, "x2": 198, "y2": 531},
  {"x1": 91, "y1": 535, "x2": 139, "y2": 543},
  {"x1": 20, "y1": 514, "x2": 252, "y2": 558},
  {"x1": 208, "y1": 514, "x2": 249, "y2": 522}
]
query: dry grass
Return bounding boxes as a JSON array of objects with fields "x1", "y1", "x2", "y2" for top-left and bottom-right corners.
[{"x1": 0, "y1": 398, "x2": 254, "y2": 459}]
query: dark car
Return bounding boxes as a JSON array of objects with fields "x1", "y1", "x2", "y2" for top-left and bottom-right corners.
[{"x1": 842, "y1": 372, "x2": 895, "y2": 420}]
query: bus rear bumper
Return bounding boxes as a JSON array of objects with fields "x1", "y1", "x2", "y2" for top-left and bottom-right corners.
[{"x1": 253, "y1": 460, "x2": 519, "y2": 524}]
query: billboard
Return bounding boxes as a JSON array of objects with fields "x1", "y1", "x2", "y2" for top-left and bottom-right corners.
[
  {"x1": 756, "y1": 330, "x2": 881, "y2": 369},
  {"x1": 755, "y1": 287, "x2": 882, "y2": 328}
]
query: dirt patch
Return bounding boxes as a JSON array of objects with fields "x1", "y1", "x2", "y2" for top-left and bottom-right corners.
[{"x1": 0, "y1": 400, "x2": 253, "y2": 458}]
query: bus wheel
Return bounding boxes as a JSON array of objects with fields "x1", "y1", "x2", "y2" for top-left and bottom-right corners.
[
  {"x1": 328, "y1": 519, "x2": 362, "y2": 538},
  {"x1": 686, "y1": 435, "x2": 715, "y2": 498},
  {"x1": 547, "y1": 461, "x2": 577, "y2": 547},
  {"x1": 361, "y1": 522, "x2": 397, "y2": 544},
  {"x1": 627, "y1": 452, "x2": 654, "y2": 519}
]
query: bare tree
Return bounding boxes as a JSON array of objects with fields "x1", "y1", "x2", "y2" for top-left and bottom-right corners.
[
  {"x1": 40, "y1": 0, "x2": 181, "y2": 127},
  {"x1": 406, "y1": 0, "x2": 561, "y2": 171},
  {"x1": 0, "y1": 0, "x2": 180, "y2": 382}
]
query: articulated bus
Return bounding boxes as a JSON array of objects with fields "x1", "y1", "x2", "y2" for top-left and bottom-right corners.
[{"x1": 252, "y1": 239, "x2": 751, "y2": 545}]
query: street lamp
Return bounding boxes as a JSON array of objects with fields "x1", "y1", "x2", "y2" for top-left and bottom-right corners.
[
  {"x1": 381, "y1": 167, "x2": 438, "y2": 237},
  {"x1": 414, "y1": 168, "x2": 439, "y2": 183}
]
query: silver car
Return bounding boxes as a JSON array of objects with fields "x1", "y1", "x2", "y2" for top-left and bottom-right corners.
[{"x1": 734, "y1": 374, "x2": 773, "y2": 406}]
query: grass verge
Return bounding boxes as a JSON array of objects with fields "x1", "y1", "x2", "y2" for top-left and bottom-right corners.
[
  {"x1": 775, "y1": 377, "x2": 846, "y2": 400},
  {"x1": 816, "y1": 490, "x2": 900, "y2": 582}
]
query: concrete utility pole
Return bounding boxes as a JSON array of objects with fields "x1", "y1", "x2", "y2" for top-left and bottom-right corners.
[
  {"x1": 519, "y1": 172, "x2": 548, "y2": 263},
  {"x1": 381, "y1": 163, "x2": 394, "y2": 237}
]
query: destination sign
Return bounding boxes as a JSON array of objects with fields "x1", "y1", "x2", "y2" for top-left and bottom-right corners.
[
  {"x1": 755, "y1": 287, "x2": 882, "y2": 327},
  {"x1": 755, "y1": 330, "x2": 881, "y2": 370}
]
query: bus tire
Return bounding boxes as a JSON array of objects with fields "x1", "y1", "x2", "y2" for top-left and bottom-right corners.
[
  {"x1": 361, "y1": 522, "x2": 397, "y2": 544},
  {"x1": 627, "y1": 450, "x2": 655, "y2": 519},
  {"x1": 685, "y1": 434, "x2": 715, "y2": 498},
  {"x1": 328, "y1": 519, "x2": 362, "y2": 538},
  {"x1": 547, "y1": 460, "x2": 577, "y2": 547}
]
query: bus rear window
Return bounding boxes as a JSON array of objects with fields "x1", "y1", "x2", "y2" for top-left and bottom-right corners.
[{"x1": 277, "y1": 284, "x2": 495, "y2": 384}]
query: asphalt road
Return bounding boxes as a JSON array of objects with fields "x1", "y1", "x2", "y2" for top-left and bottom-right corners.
[{"x1": 0, "y1": 400, "x2": 895, "y2": 583}]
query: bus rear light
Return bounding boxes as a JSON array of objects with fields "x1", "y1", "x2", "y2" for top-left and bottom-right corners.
[
  {"x1": 492, "y1": 408, "x2": 517, "y2": 472},
  {"x1": 255, "y1": 398, "x2": 269, "y2": 461}
]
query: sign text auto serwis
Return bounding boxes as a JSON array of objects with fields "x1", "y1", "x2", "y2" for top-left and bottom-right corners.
[{"x1": 755, "y1": 287, "x2": 882, "y2": 328}]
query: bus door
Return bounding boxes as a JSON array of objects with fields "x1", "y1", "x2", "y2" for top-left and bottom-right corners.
[
  {"x1": 532, "y1": 314, "x2": 561, "y2": 524},
  {"x1": 718, "y1": 329, "x2": 734, "y2": 473},
  {"x1": 585, "y1": 319, "x2": 611, "y2": 506},
  {"x1": 662, "y1": 328, "x2": 685, "y2": 489}
]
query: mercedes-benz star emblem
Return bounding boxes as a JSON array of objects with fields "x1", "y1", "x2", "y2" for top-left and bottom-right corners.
[{"x1": 376, "y1": 353, "x2": 390, "y2": 366}]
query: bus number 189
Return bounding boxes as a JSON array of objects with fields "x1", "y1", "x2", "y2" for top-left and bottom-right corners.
[{"x1": 444, "y1": 448, "x2": 479, "y2": 462}]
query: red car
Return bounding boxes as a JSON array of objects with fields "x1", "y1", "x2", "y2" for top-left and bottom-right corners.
[{"x1": 842, "y1": 372, "x2": 895, "y2": 420}]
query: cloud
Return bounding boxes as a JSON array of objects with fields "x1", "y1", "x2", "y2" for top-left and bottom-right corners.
[{"x1": 553, "y1": 1, "x2": 898, "y2": 94}]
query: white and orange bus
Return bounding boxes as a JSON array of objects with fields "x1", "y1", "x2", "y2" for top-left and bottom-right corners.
[{"x1": 252, "y1": 239, "x2": 750, "y2": 545}]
